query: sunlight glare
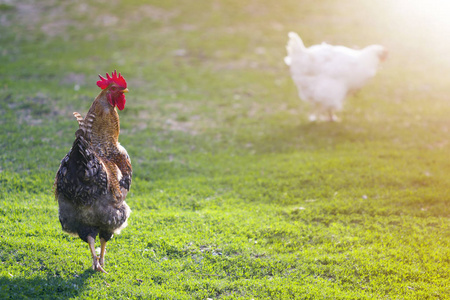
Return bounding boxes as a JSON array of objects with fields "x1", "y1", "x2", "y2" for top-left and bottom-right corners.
[
  {"x1": 387, "y1": 0, "x2": 450, "y2": 35},
  {"x1": 380, "y1": 0, "x2": 450, "y2": 63}
]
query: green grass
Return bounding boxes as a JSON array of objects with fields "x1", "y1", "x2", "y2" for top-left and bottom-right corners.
[{"x1": 2, "y1": 0, "x2": 450, "y2": 299}]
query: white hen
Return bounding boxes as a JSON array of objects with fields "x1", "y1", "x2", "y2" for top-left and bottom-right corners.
[{"x1": 284, "y1": 32, "x2": 387, "y2": 121}]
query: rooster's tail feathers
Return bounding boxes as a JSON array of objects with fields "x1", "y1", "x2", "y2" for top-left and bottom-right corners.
[
  {"x1": 73, "y1": 111, "x2": 96, "y2": 140},
  {"x1": 73, "y1": 112, "x2": 92, "y2": 141},
  {"x1": 73, "y1": 112, "x2": 84, "y2": 128}
]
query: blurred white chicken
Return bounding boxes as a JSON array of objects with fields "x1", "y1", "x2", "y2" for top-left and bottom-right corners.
[{"x1": 284, "y1": 32, "x2": 388, "y2": 121}]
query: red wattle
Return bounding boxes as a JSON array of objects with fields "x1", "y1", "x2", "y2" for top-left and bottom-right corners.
[{"x1": 116, "y1": 94, "x2": 126, "y2": 110}]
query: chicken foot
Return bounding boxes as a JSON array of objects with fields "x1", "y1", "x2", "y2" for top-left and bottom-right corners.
[{"x1": 87, "y1": 235, "x2": 107, "y2": 274}]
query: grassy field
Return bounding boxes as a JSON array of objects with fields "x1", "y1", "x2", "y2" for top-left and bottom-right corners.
[{"x1": 2, "y1": 0, "x2": 450, "y2": 299}]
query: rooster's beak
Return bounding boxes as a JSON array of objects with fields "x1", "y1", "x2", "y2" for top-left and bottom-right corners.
[{"x1": 122, "y1": 88, "x2": 129, "y2": 93}]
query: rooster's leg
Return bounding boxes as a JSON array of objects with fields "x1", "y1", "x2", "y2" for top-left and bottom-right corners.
[
  {"x1": 87, "y1": 235, "x2": 107, "y2": 273},
  {"x1": 99, "y1": 237, "x2": 107, "y2": 268}
]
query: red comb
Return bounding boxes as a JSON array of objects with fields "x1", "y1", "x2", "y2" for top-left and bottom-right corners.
[{"x1": 96, "y1": 70, "x2": 127, "y2": 89}]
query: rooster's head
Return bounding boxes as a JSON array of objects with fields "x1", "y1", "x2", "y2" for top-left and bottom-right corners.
[{"x1": 97, "y1": 70, "x2": 128, "y2": 110}]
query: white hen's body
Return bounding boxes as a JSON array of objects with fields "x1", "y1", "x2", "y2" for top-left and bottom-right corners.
[{"x1": 285, "y1": 32, "x2": 387, "y2": 121}]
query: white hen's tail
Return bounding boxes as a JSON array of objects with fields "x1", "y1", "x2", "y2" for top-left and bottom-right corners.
[{"x1": 284, "y1": 32, "x2": 306, "y2": 66}]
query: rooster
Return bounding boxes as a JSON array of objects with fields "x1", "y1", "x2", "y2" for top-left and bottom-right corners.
[
  {"x1": 284, "y1": 32, "x2": 388, "y2": 121},
  {"x1": 55, "y1": 71, "x2": 132, "y2": 273}
]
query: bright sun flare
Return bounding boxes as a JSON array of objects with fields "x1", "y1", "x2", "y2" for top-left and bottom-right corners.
[
  {"x1": 380, "y1": 0, "x2": 450, "y2": 57},
  {"x1": 388, "y1": 0, "x2": 450, "y2": 32}
]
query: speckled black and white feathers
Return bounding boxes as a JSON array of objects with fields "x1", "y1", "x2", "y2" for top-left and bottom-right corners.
[
  {"x1": 55, "y1": 129, "x2": 108, "y2": 206},
  {"x1": 54, "y1": 82, "x2": 133, "y2": 250},
  {"x1": 119, "y1": 162, "x2": 132, "y2": 192}
]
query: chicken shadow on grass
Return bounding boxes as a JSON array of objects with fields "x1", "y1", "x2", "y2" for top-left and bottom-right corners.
[{"x1": 0, "y1": 269, "x2": 96, "y2": 299}]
